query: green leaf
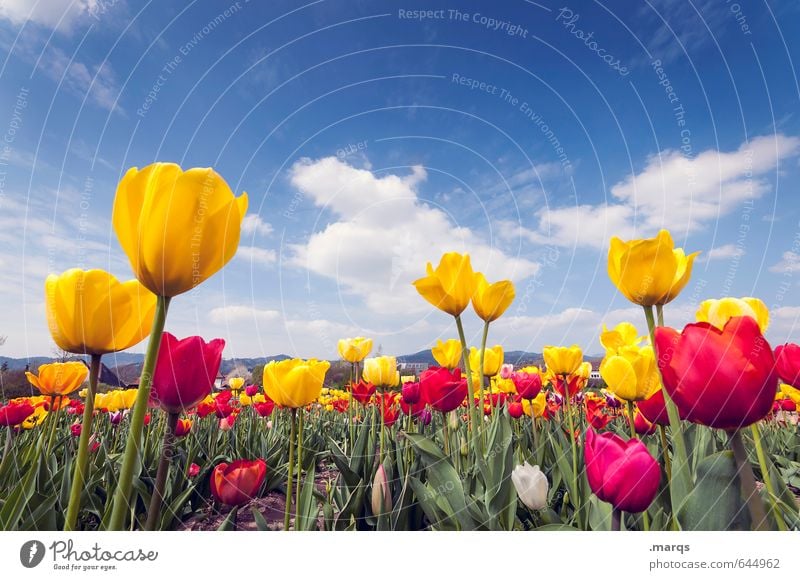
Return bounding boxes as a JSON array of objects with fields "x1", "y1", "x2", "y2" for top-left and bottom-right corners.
[
  {"x1": 217, "y1": 506, "x2": 239, "y2": 531},
  {"x1": 296, "y1": 462, "x2": 319, "y2": 531},
  {"x1": 406, "y1": 433, "x2": 475, "y2": 531},
  {"x1": 251, "y1": 507, "x2": 270, "y2": 531},
  {"x1": 679, "y1": 450, "x2": 749, "y2": 531}
]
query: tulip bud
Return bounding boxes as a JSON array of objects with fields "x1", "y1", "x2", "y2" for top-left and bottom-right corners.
[
  {"x1": 417, "y1": 408, "x2": 432, "y2": 426},
  {"x1": 70, "y1": 423, "x2": 82, "y2": 437},
  {"x1": 511, "y1": 462, "x2": 549, "y2": 510},
  {"x1": 371, "y1": 465, "x2": 392, "y2": 515},
  {"x1": 460, "y1": 436, "x2": 468, "y2": 457},
  {"x1": 508, "y1": 401, "x2": 524, "y2": 419},
  {"x1": 245, "y1": 384, "x2": 259, "y2": 397},
  {"x1": 500, "y1": 364, "x2": 514, "y2": 379}
]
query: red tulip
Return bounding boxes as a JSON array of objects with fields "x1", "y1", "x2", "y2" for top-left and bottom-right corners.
[
  {"x1": 378, "y1": 393, "x2": 400, "y2": 427},
  {"x1": 188, "y1": 463, "x2": 200, "y2": 478},
  {"x1": 0, "y1": 400, "x2": 35, "y2": 427},
  {"x1": 637, "y1": 388, "x2": 670, "y2": 427},
  {"x1": 508, "y1": 401, "x2": 524, "y2": 419},
  {"x1": 350, "y1": 380, "x2": 376, "y2": 405},
  {"x1": 196, "y1": 400, "x2": 215, "y2": 418},
  {"x1": 254, "y1": 399, "x2": 275, "y2": 417},
  {"x1": 775, "y1": 399, "x2": 796, "y2": 412},
  {"x1": 210, "y1": 459, "x2": 267, "y2": 506},
  {"x1": 420, "y1": 367, "x2": 467, "y2": 413},
  {"x1": 150, "y1": 332, "x2": 226, "y2": 414},
  {"x1": 775, "y1": 343, "x2": 800, "y2": 389},
  {"x1": 634, "y1": 410, "x2": 657, "y2": 435},
  {"x1": 584, "y1": 428, "x2": 660, "y2": 513},
  {"x1": 174, "y1": 418, "x2": 192, "y2": 437},
  {"x1": 655, "y1": 316, "x2": 777, "y2": 430},
  {"x1": 401, "y1": 381, "x2": 421, "y2": 405},
  {"x1": 244, "y1": 385, "x2": 259, "y2": 397},
  {"x1": 70, "y1": 423, "x2": 82, "y2": 437},
  {"x1": 512, "y1": 371, "x2": 542, "y2": 400}
]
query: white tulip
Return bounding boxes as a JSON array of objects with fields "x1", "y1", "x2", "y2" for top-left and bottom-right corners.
[{"x1": 512, "y1": 462, "x2": 549, "y2": 510}]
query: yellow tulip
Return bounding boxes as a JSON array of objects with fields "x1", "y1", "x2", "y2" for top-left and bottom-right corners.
[
  {"x1": 112, "y1": 162, "x2": 248, "y2": 297},
  {"x1": 522, "y1": 392, "x2": 547, "y2": 418},
  {"x1": 778, "y1": 383, "x2": 800, "y2": 405},
  {"x1": 263, "y1": 358, "x2": 330, "y2": 408},
  {"x1": 22, "y1": 404, "x2": 49, "y2": 429},
  {"x1": 26, "y1": 362, "x2": 88, "y2": 397},
  {"x1": 599, "y1": 322, "x2": 645, "y2": 353},
  {"x1": 45, "y1": 269, "x2": 156, "y2": 356},
  {"x1": 696, "y1": 296, "x2": 769, "y2": 333},
  {"x1": 492, "y1": 376, "x2": 517, "y2": 394},
  {"x1": 600, "y1": 345, "x2": 661, "y2": 402},
  {"x1": 472, "y1": 273, "x2": 515, "y2": 322},
  {"x1": 413, "y1": 252, "x2": 477, "y2": 317},
  {"x1": 543, "y1": 345, "x2": 583, "y2": 375},
  {"x1": 229, "y1": 377, "x2": 245, "y2": 392},
  {"x1": 431, "y1": 339, "x2": 462, "y2": 369},
  {"x1": 337, "y1": 337, "x2": 373, "y2": 363},
  {"x1": 469, "y1": 345, "x2": 504, "y2": 377},
  {"x1": 607, "y1": 229, "x2": 699, "y2": 306},
  {"x1": 362, "y1": 356, "x2": 399, "y2": 387}
]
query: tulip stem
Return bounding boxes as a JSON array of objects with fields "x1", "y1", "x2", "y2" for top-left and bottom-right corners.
[
  {"x1": 659, "y1": 425, "x2": 672, "y2": 481},
  {"x1": 64, "y1": 353, "x2": 102, "y2": 531},
  {"x1": 285, "y1": 409, "x2": 297, "y2": 531},
  {"x1": 455, "y1": 314, "x2": 482, "y2": 456},
  {"x1": 626, "y1": 401, "x2": 636, "y2": 439},
  {"x1": 145, "y1": 412, "x2": 179, "y2": 531},
  {"x1": 0, "y1": 427, "x2": 14, "y2": 478},
  {"x1": 479, "y1": 321, "x2": 489, "y2": 422},
  {"x1": 643, "y1": 304, "x2": 691, "y2": 522},
  {"x1": 295, "y1": 409, "x2": 304, "y2": 517},
  {"x1": 347, "y1": 363, "x2": 355, "y2": 453},
  {"x1": 729, "y1": 429, "x2": 768, "y2": 531},
  {"x1": 108, "y1": 295, "x2": 170, "y2": 531},
  {"x1": 749, "y1": 424, "x2": 787, "y2": 531},
  {"x1": 44, "y1": 396, "x2": 62, "y2": 459},
  {"x1": 611, "y1": 508, "x2": 622, "y2": 531}
]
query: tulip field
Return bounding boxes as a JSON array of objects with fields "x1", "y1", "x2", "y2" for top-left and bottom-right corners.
[{"x1": 1, "y1": 164, "x2": 800, "y2": 532}]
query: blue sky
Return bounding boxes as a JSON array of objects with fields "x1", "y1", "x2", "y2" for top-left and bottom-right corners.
[{"x1": 1, "y1": 0, "x2": 799, "y2": 360}]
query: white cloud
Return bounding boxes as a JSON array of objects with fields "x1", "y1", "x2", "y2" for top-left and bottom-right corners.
[
  {"x1": 769, "y1": 251, "x2": 800, "y2": 274},
  {"x1": 0, "y1": 0, "x2": 113, "y2": 32},
  {"x1": 702, "y1": 244, "x2": 745, "y2": 262},
  {"x1": 512, "y1": 134, "x2": 800, "y2": 248},
  {"x1": 209, "y1": 305, "x2": 281, "y2": 325},
  {"x1": 288, "y1": 157, "x2": 540, "y2": 314},
  {"x1": 236, "y1": 245, "x2": 277, "y2": 267},
  {"x1": 241, "y1": 214, "x2": 273, "y2": 236}
]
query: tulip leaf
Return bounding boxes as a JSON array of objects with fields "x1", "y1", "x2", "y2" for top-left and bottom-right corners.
[
  {"x1": 327, "y1": 437, "x2": 360, "y2": 488},
  {"x1": 405, "y1": 433, "x2": 475, "y2": 531},
  {"x1": 296, "y1": 462, "x2": 319, "y2": 531},
  {"x1": 533, "y1": 523, "x2": 581, "y2": 531},
  {"x1": 678, "y1": 450, "x2": 749, "y2": 531},
  {"x1": 217, "y1": 506, "x2": 239, "y2": 531},
  {"x1": 478, "y1": 414, "x2": 515, "y2": 530},
  {"x1": 251, "y1": 507, "x2": 270, "y2": 531}
]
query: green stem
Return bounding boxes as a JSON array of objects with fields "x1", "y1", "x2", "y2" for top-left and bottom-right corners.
[
  {"x1": 478, "y1": 321, "x2": 489, "y2": 420},
  {"x1": 659, "y1": 424, "x2": 672, "y2": 481},
  {"x1": 284, "y1": 409, "x2": 297, "y2": 531},
  {"x1": 455, "y1": 314, "x2": 482, "y2": 455},
  {"x1": 295, "y1": 409, "x2": 304, "y2": 515},
  {"x1": 626, "y1": 400, "x2": 637, "y2": 439},
  {"x1": 108, "y1": 295, "x2": 170, "y2": 530},
  {"x1": 644, "y1": 304, "x2": 691, "y2": 520},
  {"x1": 0, "y1": 428, "x2": 14, "y2": 478},
  {"x1": 347, "y1": 363, "x2": 355, "y2": 453},
  {"x1": 750, "y1": 423, "x2": 787, "y2": 531},
  {"x1": 144, "y1": 412, "x2": 179, "y2": 531},
  {"x1": 442, "y1": 414, "x2": 450, "y2": 457},
  {"x1": 44, "y1": 396, "x2": 62, "y2": 458},
  {"x1": 611, "y1": 508, "x2": 622, "y2": 531},
  {"x1": 563, "y1": 380, "x2": 579, "y2": 517},
  {"x1": 64, "y1": 353, "x2": 102, "y2": 530},
  {"x1": 729, "y1": 429, "x2": 768, "y2": 531}
]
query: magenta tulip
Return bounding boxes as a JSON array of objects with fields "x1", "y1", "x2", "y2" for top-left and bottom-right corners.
[
  {"x1": 584, "y1": 428, "x2": 660, "y2": 513},
  {"x1": 150, "y1": 332, "x2": 226, "y2": 414}
]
